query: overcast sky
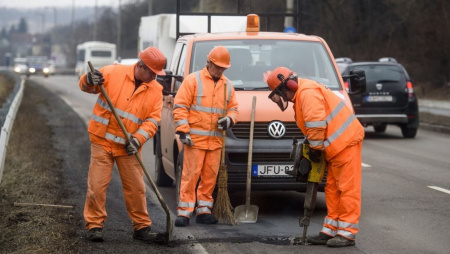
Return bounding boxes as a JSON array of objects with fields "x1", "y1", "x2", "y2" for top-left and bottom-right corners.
[{"x1": 0, "y1": 0, "x2": 121, "y2": 9}]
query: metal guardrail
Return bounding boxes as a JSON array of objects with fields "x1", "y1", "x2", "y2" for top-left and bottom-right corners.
[{"x1": 0, "y1": 71, "x2": 25, "y2": 184}]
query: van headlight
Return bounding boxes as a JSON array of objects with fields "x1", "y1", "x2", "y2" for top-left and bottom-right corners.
[
  {"x1": 43, "y1": 67, "x2": 49, "y2": 74},
  {"x1": 14, "y1": 67, "x2": 21, "y2": 73},
  {"x1": 29, "y1": 67, "x2": 36, "y2": 73}
]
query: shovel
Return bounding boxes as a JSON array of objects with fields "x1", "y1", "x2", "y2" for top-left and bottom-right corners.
[
  {"x1": 87, "y1": 62, "x2": 173, "y2": 244},
  {"x1": 234, "y1": 96, "x2": 259, "y2": 223}
]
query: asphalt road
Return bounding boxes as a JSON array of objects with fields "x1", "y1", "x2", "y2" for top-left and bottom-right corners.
[{"x1": 30, "y1": 74, "x2": 450, "y2": 254}]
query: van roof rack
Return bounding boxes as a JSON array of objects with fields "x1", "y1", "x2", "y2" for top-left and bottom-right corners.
[
  {"x1": 378, "y1": 57, "x2": 397, "y2": 63},
  {"x1": 335, "y1": 57, "x2": 353, "y2": 64},
  {"x1": 175, "y1": 0, "x2": 301, "y2": 39}
]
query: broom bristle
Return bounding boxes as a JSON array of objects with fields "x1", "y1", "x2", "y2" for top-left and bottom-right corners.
[{"x1": 212, "y1": 168, "x2": 236, "y2": 225}]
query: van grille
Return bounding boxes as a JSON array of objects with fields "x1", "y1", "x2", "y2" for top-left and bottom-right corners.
[
  {"x1": 231, "y1": 122, "x2": 304, "y2": 139},
  {"x1": 229, "y1": 153, "x2": 292, "y2": 164}
]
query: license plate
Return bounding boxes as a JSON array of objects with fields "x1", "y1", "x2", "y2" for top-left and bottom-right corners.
[
  {"x1": 252, "y1": 164, "x2": 293, "y2": 177},
  {"x1": 366, "y1": 95, "x2": 393, "y2": 102}
]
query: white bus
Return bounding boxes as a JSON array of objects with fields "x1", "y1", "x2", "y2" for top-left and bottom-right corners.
[{"x1": 75, "y1": 41, "x2": 116, "y2": 77}]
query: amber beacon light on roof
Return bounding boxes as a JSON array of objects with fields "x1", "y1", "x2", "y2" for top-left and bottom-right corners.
[{"x1": 246, "y1": 14, "x2": 260, "y2": 32}]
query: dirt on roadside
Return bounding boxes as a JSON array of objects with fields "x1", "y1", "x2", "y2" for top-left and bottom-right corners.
[
  {"x1": 0, "y1": 75, "x2": 14, "y2": 107},
  {"x1": 0, "y1": 79, "x2": 84, "y2": 253}
]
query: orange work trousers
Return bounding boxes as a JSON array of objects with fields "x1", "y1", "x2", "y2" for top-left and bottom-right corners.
[
  {"x1": 84, "y1": 143, "x2": 151, "y2": 231},
  {"x1": 177, "y1": 146, "x2": 221, "y2": 218},
  {"x1": 321, "y1": 141, "x2": 362, "y2": 240}
]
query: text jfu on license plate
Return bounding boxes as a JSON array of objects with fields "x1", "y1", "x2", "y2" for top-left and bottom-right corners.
[{"x1": 252, "y1": 164, "x2": 293, "y2": 177}]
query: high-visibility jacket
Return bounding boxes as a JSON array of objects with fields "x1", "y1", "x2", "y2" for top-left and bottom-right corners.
[
  {"x1": 292, "y1": 78, "x2": 364, "y2": 160},
  {"x1": 79, "y1": 63, "x2": 163, "y2": 156},
  {"x1": 173, "y1": 67, "x2": 239, "y2": 150}
]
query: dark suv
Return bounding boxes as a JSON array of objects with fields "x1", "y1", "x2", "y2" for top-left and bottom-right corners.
[{"x1": 336, "y1": 57, "x2": 419, "y2": 138}]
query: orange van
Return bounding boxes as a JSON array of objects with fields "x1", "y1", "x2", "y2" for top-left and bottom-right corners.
[{"x1": 154, "y1": 14, "x2": 365, "y2": 198}]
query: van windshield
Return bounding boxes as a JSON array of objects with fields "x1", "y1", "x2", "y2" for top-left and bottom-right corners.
[{"x1": 191, "y1": 40, "x2": 341, "y2": 90}]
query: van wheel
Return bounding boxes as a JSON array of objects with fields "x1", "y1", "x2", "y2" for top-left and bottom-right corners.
[
  {"x1": 373, "y1": 123, "x2": 387, "y2": 133},
  {"x1": 175, "y1": 149, "x2": 184, "y2": 204},
  {"x1": 401, "y1": 125, "x2": 417, "y2": 138},
  {"x1": 155, "y1": 137, "x2": 173, "y2": 187}
]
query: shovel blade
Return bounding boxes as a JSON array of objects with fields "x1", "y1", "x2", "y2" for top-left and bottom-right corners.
[{"x1": 234, "y1": 204, "x2": 259, "y2": 223}]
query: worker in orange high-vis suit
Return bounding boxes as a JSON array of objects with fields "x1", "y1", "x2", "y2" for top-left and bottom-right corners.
[
  {"x1": 79, "y1": 47, "x2": 166, "y2": 242},
  {"x1": 266, "y1": 67, "x2": 364, "y2": 247},
  {"x1": 173, "y1": 46, "x2": 239, "y2": 227}
]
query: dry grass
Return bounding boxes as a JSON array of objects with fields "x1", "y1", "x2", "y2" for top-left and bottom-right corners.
[
  {"x1": 0, "y1": 75, "x2": 14, "y2": 107},
  {"x1": 0, "y1": 79, "x2": 81, "y2": 254}
]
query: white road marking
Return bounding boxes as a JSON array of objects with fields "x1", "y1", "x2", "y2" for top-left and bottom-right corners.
[
  {"x1": 428, "y1": 186, "x2": 450, "y2": 195},
  {"x1": 362, "y1": 162, "x2": 372, "y2": 168}
]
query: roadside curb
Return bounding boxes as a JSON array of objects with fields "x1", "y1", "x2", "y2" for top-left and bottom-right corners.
[{"x1": 419, "y1": 122, "x2": 450, "y2": 135}]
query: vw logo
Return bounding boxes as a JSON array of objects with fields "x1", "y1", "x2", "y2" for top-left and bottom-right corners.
[
  {"x1": 376, "y1": 83, "x2": 383, "y2": 90},
  {"x1": 267, "y1": 121, "x2": 286, "y2": 138}
]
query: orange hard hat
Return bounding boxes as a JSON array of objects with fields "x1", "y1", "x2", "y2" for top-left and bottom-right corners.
[
  {"x1": 139, "y1": 47, "x2": 166, "y2": 75},
  {"x1": 207, "y1": 46, "x2": 231, "y2": 68},
  {"x1": 267, "y1": 67, "x2": 293, "y2": 90}
]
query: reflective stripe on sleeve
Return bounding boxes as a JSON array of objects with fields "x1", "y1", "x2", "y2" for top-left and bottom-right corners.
[
  {"x1": 308, "y1": 139, "x2": 324, "y2": 147},
  {"x1": 305, "y1": 120, "x2": 327, "y2": 128},
  {"x1": 175, "y1": 119, "x2": 189, "y2": 127},
  {"x1": 136, "y1": 129, "x2": 150, "y2": 140},
  {"x1": 145, "y1": 118, "x2": 158, "y2": 127},
  {"x1": 174, "y1": 104, "x2": 190, "y2": 110}
]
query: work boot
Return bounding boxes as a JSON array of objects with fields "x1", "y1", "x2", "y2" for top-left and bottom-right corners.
[
  {"x1": 327, "y1": 235, "x2": 356, "y2": 247},
  {"x1": 133, "y1": 227, "x2": 157, "y2": 241},
  {"x1": 174, "y1": 216, "x2": 190, "y2": 227},
  {"x1": 195, "y1": 213, "x2": 218, "y2": 224},
  {"x1": 87, "y1": 228, "x2": 104, "y2": 242},
  {"x1": 306, "y1": 232, "x2": 333, "y2": 245}
]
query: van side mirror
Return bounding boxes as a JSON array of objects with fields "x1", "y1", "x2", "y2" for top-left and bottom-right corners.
[
  {"x1": 342, "y1": 69, "x2": 366, "y2": 95},
  {"x1": 156, "y1": 70, "x2": 184, "y2": 96}
]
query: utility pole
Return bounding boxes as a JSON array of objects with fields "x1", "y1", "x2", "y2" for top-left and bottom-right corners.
[
  {"x1": 93, "y1": 0, "x2": 98, "y2": 41},
  {"x1": 36, "y1": 12, "x2": 45, "y2": 33},
  {"x1": 148, "y1": 0, "x2": 153, "y2": 15},
  {"x1": 45, "y1": 7, "x2": 57, "y2": 30},
  {"x1": 71, "y1": 0, "x2": 75, "y2": 29},
  {"x1": 117, "y1": 0, "x2": 122, "y2": 59}
]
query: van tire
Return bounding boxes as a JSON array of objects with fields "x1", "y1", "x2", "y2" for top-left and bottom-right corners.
[{"x1": 154, "y1": 136, "x2": 173, "y2": 187}]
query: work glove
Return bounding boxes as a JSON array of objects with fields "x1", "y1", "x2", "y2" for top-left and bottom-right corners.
[
  {"x1": 308, "y1": 148, "x2": 322, "y2": 163},
  {"x1": 177, "y1": 131, "x2": 194, "y2": 146},
  {"x1": 217, "y1": 116, "x2": 233, "y2": 130},
  {"x1": 86, "y1": 69, "x2": 105, "y2": 86},
  {"x1": 125, "y1": 137, "x2": 140, "y2": 155}
]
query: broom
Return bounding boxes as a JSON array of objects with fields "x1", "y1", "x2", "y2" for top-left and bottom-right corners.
[{"x1": 212, "y1": 82, "x2": 235, "y2": 225}]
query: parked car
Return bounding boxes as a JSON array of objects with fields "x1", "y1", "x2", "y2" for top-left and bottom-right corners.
[{"x1": 336, "y1": 57, "x2": 419, "y2": 138}]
